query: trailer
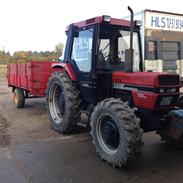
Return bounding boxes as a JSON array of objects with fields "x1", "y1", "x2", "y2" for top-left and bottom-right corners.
[{"x1": 7, "y1": 61, "x2": 58, "y2": 108}]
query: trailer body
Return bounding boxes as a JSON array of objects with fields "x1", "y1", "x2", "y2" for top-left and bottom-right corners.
[{"x1": 7, "y1": 61, "x2": 58, "y2": 97}]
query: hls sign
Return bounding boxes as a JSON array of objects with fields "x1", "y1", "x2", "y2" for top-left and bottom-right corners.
[{"x1": 145, "y1": 11, "x2": 183, "y2": 32}]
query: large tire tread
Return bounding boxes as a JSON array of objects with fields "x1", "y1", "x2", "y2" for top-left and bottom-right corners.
[
  {"x1": 46, "y1": 71, "x2": 81, "y2": 133},
  {"x1": 14, "y1": 88, "x2": 25, "y2": 108},
  {"x1": 158, "y1": 110, "x2": 183, "y2": 149},
  {"x1": 90, "y1": 98, "x2": 144, "y2": 167}
]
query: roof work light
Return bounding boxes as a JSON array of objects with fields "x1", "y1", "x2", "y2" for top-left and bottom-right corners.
[{"x1": 102, "y1": 15, "x2": 111, "y2": 22}]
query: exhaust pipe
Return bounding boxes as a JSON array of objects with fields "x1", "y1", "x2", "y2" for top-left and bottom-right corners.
[
  {"x1": 128, "y1": 6, "x2": 134, "y2": 56},
  {"x1": 125, "y1": 6, "x2": 134, "y2": 72}
]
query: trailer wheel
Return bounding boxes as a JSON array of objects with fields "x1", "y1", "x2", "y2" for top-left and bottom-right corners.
[
  {"x1": 13, "y1": 88, "x2": 25, "y2": 108},
  {"x1": 90, "y1": 98, "x2": 144, "y2": 167},
  {"x1": 158, "y1": 110, "x2": 183, "y2": 149},
  {"x1": 46, "y1": 72, "x2": 81, "y2": 133}
]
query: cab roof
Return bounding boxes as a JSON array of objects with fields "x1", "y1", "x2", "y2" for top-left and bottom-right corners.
[{"x1": 66, "y1": 16, "x2": 137, "y2": 31}]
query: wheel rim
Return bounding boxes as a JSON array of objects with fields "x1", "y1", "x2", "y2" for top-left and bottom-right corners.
[
  {"x1": 96, "y1": 114, "x2": 120, "y2": 155},
  {"x1": 14, "y1": 92, "x2": 18, "y2": 105},
  {"x1": 49, "y1": 81, "x2": 65, "y2": 124}
]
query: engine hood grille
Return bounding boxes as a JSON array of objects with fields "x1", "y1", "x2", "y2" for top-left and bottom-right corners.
[{"x1": 158, "y1": 75, "x2": 180, "y2": 86}]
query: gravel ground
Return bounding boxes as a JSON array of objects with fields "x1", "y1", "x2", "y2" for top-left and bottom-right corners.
[{"x1": 0, "y1": 75, "x2": 60, "y2": 146}]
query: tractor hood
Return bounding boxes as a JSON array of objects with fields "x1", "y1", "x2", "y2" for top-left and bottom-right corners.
[{"x1": 112, "y1": 72, "x2": 181, "y2": 88}]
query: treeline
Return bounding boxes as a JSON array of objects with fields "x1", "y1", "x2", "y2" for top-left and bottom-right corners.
[{"x1": 0, "y1": 43, "x2": 63, "y2": 65}]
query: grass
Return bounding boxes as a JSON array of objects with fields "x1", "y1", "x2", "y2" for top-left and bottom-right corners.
[{"x1": 0, "y1": 65, "x2": 7, "y2": 77}]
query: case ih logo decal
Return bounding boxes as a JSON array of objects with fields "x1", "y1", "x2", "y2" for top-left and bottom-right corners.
[
  {"x1": 113, "y1": 83, "x2": 154, "y2": 93},
  {"x1": 113, "y1": 83, "x2": 138, "y2": 91}
]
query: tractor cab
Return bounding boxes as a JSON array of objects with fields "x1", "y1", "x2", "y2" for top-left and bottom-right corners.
[{"x1": 60, "y1": 13, "x2": 143, "y2": 103}]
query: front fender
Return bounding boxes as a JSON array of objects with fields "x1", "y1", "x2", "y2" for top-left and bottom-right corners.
[{"x1": 51, "y1": 63, "x2": 76, "y2": 81}]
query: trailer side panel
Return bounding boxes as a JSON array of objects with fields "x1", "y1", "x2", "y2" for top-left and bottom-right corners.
[{"x1": 7, "y1": 61, "x2": 58, "y2": 97}]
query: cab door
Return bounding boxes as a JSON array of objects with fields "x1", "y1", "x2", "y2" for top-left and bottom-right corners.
[{"x1": 69, "y1": 27, "x2": 98, "y2": 103}]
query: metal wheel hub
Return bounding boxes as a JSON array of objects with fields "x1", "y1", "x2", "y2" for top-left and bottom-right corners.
[
  {"x1": 14, "y1": 93, "x2": 18, "y2": 105},
  {"x1": 97, "y1": 114, "x2": 120, "y2": 155},
  {"x1": 49, "y1": 81, "x2": 65, "y2": 124},
  {"x1": 58, "y1": 91, "x2": 65, "y2": 115}
]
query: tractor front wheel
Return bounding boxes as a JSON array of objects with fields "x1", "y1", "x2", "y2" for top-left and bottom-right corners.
[
  {"x1": 158, "y1": 110, "x2": 183, "y2": 149},
  {"x1": 90, "y1": 98, "x2": 144, "y2": 167}
]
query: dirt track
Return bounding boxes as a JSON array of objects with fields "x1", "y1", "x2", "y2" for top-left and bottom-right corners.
[
  {"x1": 0, "y1": 114, "x2": 10, "y2": 146},
  {"x1": 0, "y1": 76, "x2": 60, "y2": 146}
]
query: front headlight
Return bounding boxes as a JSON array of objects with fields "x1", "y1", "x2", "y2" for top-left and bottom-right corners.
[
  {"x1": 102, "y1": 15, "x2": 111, "y2": 22},
  {"x1": 159, "y1": 88, "x2": 177, "y2": 93},
  {"x1": 159, "y1": 88, "x2": 165, "y2": 93},
  {"x1": 167, "y1": 88, "x2": 176, "y2": 93}
]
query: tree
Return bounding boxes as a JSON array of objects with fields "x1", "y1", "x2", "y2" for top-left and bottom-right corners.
[
  {"x1": 0, "y1": 50, "x2": 11, "y2": 64},
  {"x1": 55, "y1": 42, "x2": 64, "y2": 55},
  {"x1": 0, "y1": 44, "x2": 65, "y2": 65}
]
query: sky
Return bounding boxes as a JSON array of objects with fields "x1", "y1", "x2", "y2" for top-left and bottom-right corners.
[{"x1": 0, "y1": 0, "x2": 183, "y2": 53}]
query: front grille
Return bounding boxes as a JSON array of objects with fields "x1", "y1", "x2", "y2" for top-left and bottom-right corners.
[
  {"x1": 155, "y1": 94, "x2": 179, "y2": 108},
  {"x1": 159, "y1": 75, "x2": 180, "y2": 86}
]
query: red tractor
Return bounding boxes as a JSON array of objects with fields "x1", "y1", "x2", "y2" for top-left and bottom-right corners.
[
  {"x1": 8, "y1": 7, "x2": 183, "y2": 167},
  {"x1": 46, "y1": 7, "x2": 183, "y2": 167}
]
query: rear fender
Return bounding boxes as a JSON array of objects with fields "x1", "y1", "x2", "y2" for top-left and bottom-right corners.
[{"x1": 51, "y1": 63, "x2": 76, "y2": 81}]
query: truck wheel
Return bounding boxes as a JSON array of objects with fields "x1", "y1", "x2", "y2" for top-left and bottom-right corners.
[
  {"x1": 13, "y1": 88, "x2": 25, "y2": 108},
  {"x1": 158, "y1": 110, "x2": 183, "y2": 149},
  {"x1": 90, "y1": 98, "x2": 144, "y2": 167},
  {"x1": 46, "y1": 72, "x2": 81, "y2": 133}
]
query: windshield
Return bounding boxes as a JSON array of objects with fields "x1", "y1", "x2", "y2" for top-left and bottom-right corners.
[{"x1": 98, "y1": 26, "x2": 140, "y2": 72}]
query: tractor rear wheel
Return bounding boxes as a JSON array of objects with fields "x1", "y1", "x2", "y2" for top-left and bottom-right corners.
[
  {"x1": 13, "y1": 88, "x2": 25, "y2": 108},
  {"x1": 90, "y1": 98, "x2": 144, "y2": 167},
  {"x1": 46, "y1": 71, "x2": 81, "y2": 133},
  {"x1": 158, "y1": 110, "x2": 183, "y2": 149}
]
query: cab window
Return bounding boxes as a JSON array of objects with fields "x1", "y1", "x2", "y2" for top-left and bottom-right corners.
[{"x1": 71, "y1": 29, "x2": 93, "y2": 72}]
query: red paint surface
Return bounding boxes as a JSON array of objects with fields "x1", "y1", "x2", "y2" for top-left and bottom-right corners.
[
  {"x1": 112, "y1": 72, "x2": 180, "y2": 87},
  {"x1": 7, "y1": 61, "x2": 58, "y2": 97},
  {"x1": 66, "y1": 16, "x2": 137, "y2": 31},
  {"x1": 112, "y1": 71, "x2": 180, "y2": 110},
  {"x1": 132, "y1": 91, "x2": 158, "y2": 110},
  {"x1": 51, "y1": 63, "x2": 76, "y2": 81}
]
